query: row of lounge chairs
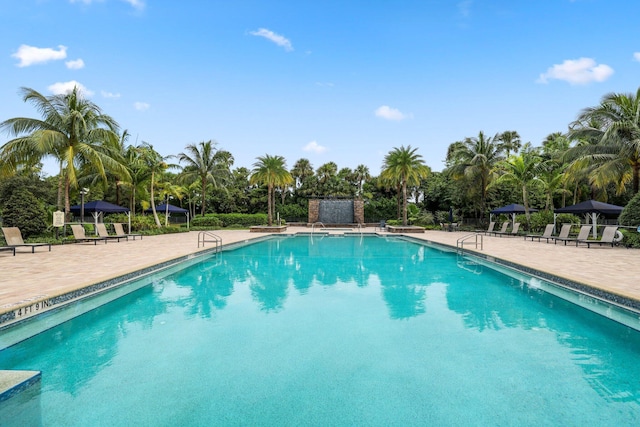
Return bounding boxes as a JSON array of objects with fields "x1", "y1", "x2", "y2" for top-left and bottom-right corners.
[
  {"x1": 525, "y1": 224, "x2": 621, "y2": 247},
  {"x1": 1, "y1": 224, "x2": 142, "y2": 254},
  {"x1": 483, "y1": 222, "x2": 622, "y2": 247}
]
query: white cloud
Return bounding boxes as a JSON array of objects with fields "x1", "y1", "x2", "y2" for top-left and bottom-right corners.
[
  {"x1": 537, "y1": 57, "x2": 613, "y2": 85},
  {"x1": 48, "y1": 80, "x2": 93, "y2": 96},
  {"x1": 458, "y1": 0, "x2": 473, "y2": 18},
  {"x1": 374, "y1": 105, "x2": 411, "y2": 121},
  {"x1": 250, "y1": 28, "x2": 293, "y2": 51},
  {"x1": 101, "y1": 90, "x2": 121, "y2": 99},
  {"x1": 633, "y1": 52, "x2": 640, "y2": 62},
  {"x1": 12, "y1": 44, "x2": 67, "y2": 67},
  {"x1": 70, "y1": 0, "x2": 144, "y2": 10},
  {"x1": 315, "y1": 82, "x2": 334, "y2": 87},
  {"x1": 303, "y1": 141, "x2": 327, "y2": 154},
  {"x1": 66, "y1": 58, "x2": 85, "y2": 69},
  {"x1": 134, "y1": 101, "x2": 150, "y2": 111}
]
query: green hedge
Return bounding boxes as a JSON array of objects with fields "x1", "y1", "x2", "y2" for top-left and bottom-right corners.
[{"x1": 191, "y1": 213, "x2": 268, "y2": 228}]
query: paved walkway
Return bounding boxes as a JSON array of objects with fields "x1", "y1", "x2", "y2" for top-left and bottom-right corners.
[{"x1": 1, "y1": 227, "x2": 639, "y2": 318}]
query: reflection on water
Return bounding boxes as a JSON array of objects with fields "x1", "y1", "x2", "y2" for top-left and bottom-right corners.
[{"x1": 1, "y1": 235, "x2": 639, "y2": 424}]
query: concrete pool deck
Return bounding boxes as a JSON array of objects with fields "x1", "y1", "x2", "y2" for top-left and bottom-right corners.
[{"x1": 1, "y1": 227, "x2": 639, "y2": 320}]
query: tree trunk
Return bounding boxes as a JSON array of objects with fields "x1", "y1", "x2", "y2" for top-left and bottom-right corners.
[
  {"x1": 201, "y1": 177, "x2": 206, "y2": 216},
  {"x1": 150, "y1": 171, "x2": 161, "y2": 227},
  {"x1": 402, "y1": 180, "x2": 408, "y2": 226},
  {"x1": 64, "y1": 175, "x2": 71, "y2": 222},
  {"x1": 267, "y1": 184, "x2": 273, "y2": 226}
]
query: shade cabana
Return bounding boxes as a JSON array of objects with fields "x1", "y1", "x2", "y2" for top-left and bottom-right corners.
[
  {"x1": 145, "y1": 203, "x2": 190, "y2": 229},
  {"x1": 554, "y1": 200, "x2": 623, "y2": 238},
  {"x1": 69, "y1": 200, "x2": 132, "y2": 233},
  {"x1": 490, "y1": 203, "x2": 538, "y2": 227}
]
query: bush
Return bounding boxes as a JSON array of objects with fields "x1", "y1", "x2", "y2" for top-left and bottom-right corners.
[
  {"x1": 413, "y1": 211, "x2": 435, "y2": 226},
  {"x1": 278, "y1": 203, "x2": 308, "y2": 222},
  {"x1": 620, "y1": 192, "x2": 640, "y2": 226},
  {"x1": 1, "y1": 189, "x2": 48, "y2": 238},
  {"x1": 620, "y1": 229, "x2": 640, "y2": 248}
]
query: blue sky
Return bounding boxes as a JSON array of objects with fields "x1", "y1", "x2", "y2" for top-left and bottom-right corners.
[{"x1": 2, "y1": 0, "x2": 640, "y2": 177}]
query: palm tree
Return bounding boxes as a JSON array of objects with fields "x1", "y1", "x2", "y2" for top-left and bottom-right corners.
[
  {"x1": 567, "y1": 87, "x2": 640, "y2": 195},
  {"x1": 250, "y1": 155, "x2": 293, "y2": 226},
  {"x1": 291, "y1": 158, "x2": 314, "y2": 188},
  {"x1": 381, "y1": 145, "x2": 430, "y2": 226},
  {"x1": 495, "y1": 148, "x2": 542, "y2": 221},
  {"x1": 353, "y1": 164, "x2": 370, "y2": 196},
  {"x1": 137, "y1": 143, "x2": 171, "y2": 227},
  {"x1": 178, "y1": 140, "x2": 231, "y2": 216},
  {"x1": 0, "y1": 86, "x2": 128, "y2": 218},
  {"x1": 497, "y1": 130, "x2": 522, "y2": 157},
  {"x1": 446, "y1": 131, "x2": 505, "y2": 219}
]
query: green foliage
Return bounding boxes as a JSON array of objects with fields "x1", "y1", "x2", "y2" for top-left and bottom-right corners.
[
  {"x1": 1, "y1": 189, "x2": 48, "y2": 238},
  {"x1": 191, "y1": 213, "x2": 268, "y2": 228},
  {"x1": 386, "y1": 219, "x2": 401, "y2": 226},
  {"x1": 620, "y1": 229, "x2": 640, "y2": 248},
  {"x1": 277, "y1": 203, "x2": 308, "y2": 222},
  {"x1": 620, "y1": 192, "x2": 640, "y2": 226},
  {"x1": 525, "y1": 211, "x2": 555, "y2": 232},
  {"x1": 105, "y1": 213, "x2": 158, "y2": 232},
  {"x1": 364, "y1": 198, "x2": 396, "y2": 222},
  {"x1": 413, "y1": 211, "x2": 435, "y2": 226}
]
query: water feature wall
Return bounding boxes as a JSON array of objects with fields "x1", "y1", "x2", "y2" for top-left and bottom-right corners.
[
  {"x1": 318, "y1": 200, "x2": 354, "y2": 224},
  {"x1": 308, "y1": 199, "x2": 364, "y2": 224}
]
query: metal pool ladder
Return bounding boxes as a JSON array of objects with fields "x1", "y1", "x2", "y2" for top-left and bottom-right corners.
[
  {"x1": 311, "y1": 222, "x2": 325, "y2": 233},
  {"x1": 456, "y1": 233, "x2": 483, "y2": 253},
  {"x1": 198, "y1": 231, "x2": 222, "y2": 252}
]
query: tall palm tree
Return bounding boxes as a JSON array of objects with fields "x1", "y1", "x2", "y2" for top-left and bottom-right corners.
[
  {"x1": 381, "y1": 145, "x2": 430, "y2": 226},
  {"x1": 353, "y1": 164, "x2": 370, "y2": 196},
  {"x1": 137, "y1": 142, "x2": 171, "y2": 227},
  {"x1": 497, "y1": 130, "x2": 522, "y2": 157},
  {"x1": 0, "y1": 86, "x2": 128, "y2": 218},
  {"x1": 495, "y1": 148, "x2": 542, "y2": 221},
  {"x1": 567, "y1": 87, "x2": 640, "y2": 195},
  {"x1": 250, "y1": 155, "x2": 293, "y2": 226},
  {"x1": 291, "y1": 158, "x2": 314, "y2": 188},
  {"x1": 447, "y1": 131, "x2": 505, "y2": 219},
  {"x1": 178, "y1": 140, "x2": 231, "y2": 216}
]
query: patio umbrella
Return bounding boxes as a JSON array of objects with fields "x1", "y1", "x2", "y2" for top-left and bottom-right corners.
[
  {"x1": 69, "y1": 200, "x2": 130, "y2": 233},
  {"x1": 490, "y1": 203, "x2": 538, "y2": 227},
  {"x1": 145, "y1": 203, "x2": 190, "y2": 229},
  {"x1": 554, "y1": 200, "x2": 623, "y2": 238}
]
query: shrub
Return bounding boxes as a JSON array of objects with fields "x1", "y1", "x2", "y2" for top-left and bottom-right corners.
[
  {"x1": 620, "y1": 229, "x2": 640, "y2": 248},
  {"x1": 413, "y1": 211, "x2": 435, "y2": 226},
  {"x1": 1, "y1": 189, "x2": 48, "y2": 238},
  {"x1": 620, "y1": 192, "x2": 640, "y2": 226},
  {"x1": 191, "y1": 213, "x2": 268, "y2": 228}
]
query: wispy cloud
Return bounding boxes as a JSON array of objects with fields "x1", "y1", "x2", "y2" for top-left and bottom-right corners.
[
  {"x1": 315, "y1": 82, "x2": 334, "y2": 87},
  {"x1": 374, "y1": 105, "x2": 411, "y2": 121},
  {"x1": 66, "y1": 59, "x2": 85, "y2": 69},
  {"x1": 134, "y1": 101, "x2": 150, "y2": 111},
  {"x1": 633, "y1": 52, "x2": 640, "y2": 62},
  {"x1": 537, "y1": 57, "x2": 613, "y2": 85},
  {"x1": 12, "y1": 44, "x2": 67, "y2": 67},
  {"x1": 101, "y1": 90, "x2": 121, "y2": 99},
  {"x1": 458, "y1": 0, "x2": 473, "y2": 18},
  {"x1": 70, "y1": 0, "x2": 145, "y2": 10},
  {"x1": 250, "y1": 28, "x2": 293, "y2": 51},
  {"x1": 48, "y1": 80, "x2": 93, "y2": 96},
  {"x1": 303, "y1": 141, "x2": 327, "y2": 154}
]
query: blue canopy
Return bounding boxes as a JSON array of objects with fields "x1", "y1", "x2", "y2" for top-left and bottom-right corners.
[
  {"x1": 69, "y1": 200, "x2": 129, "y2": 214},
  {"x1": 490, "y1": 203, "x2": 538, "y2": 214},
  {"x1": 145, "y1": 203, "x2": 188, "y2": 214},
  {"x1": 554, "y1": 200, "x2": 623, "y2": 216}
]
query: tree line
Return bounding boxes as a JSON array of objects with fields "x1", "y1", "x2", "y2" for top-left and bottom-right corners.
[{"x1": 1, "y1": 86, "x2": 639, "y2": 234}]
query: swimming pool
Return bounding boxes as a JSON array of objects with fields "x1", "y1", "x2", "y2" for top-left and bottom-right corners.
[{"x1": 1, "y1": 234, "x2": 639, "y2": 425}]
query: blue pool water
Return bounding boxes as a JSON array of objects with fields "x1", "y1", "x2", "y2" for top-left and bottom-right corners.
[{"x1": 1, "y1": 235, "x2": 640, "y2": 425}]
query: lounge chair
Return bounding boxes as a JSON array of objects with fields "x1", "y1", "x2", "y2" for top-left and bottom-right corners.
[
  {"x1": 96, "y1": 223, "x2": 127, "y2": 242},
  {"x1": 553, "y1": 225, "x2": 591, "y2": 246},
  {"x1": 113, "y1": 223, "x2": 143, "y2": 240},
  {"x1": 495, "y1": 222, "x2": 520, "y2": 237},
  {"x1": 481, "y1": 221, "x2": 496, "y2": 235},
  {"x1": 550, "y1": 224, "x2": 572, "y2": 245},
  {"x1": 1, "y1": 227, "x2": 51, "y2": 253},
  {"x1": 0, "y1": 246, "x2": 16, "y2": 256},
  {"x1": 67, "y1": 224, "x2": 108, "y2": 245},
  {"x1": 490, "y1": 222, "x2": 509, "y2": 236},
  {"x1": 525, "y1": 224, "x2": 555, "y2": 243},
  {"x1": 376, "y1": 220, "x2": 386, "y2": 231},
  {"x1": 577, "y1": 225, "x2": 620, "y2": 248}
]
